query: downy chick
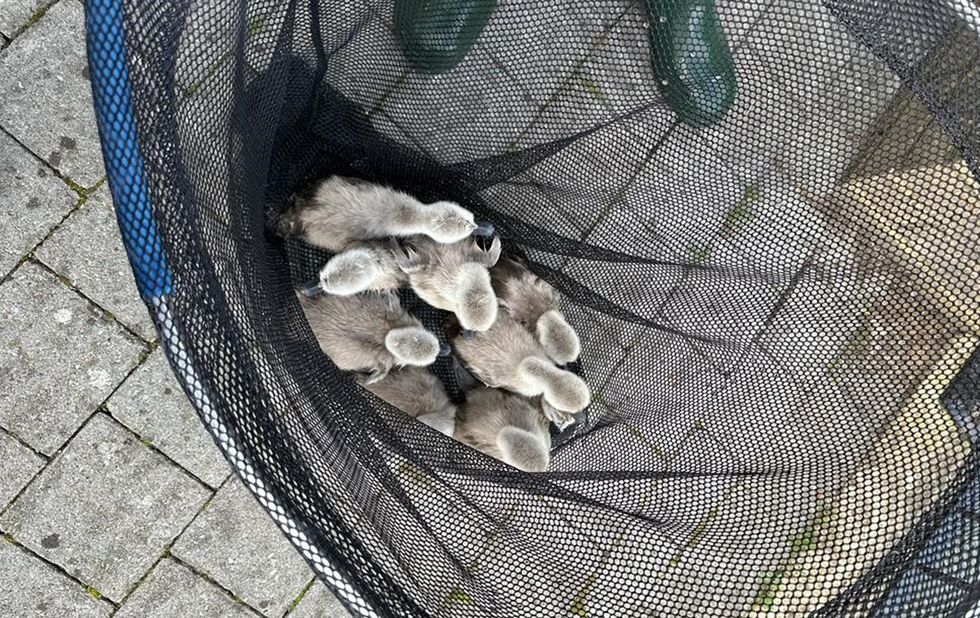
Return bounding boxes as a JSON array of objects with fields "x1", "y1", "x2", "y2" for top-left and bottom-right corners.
[
  {"x1": 452, "y1": 313, "x2": 590, "y2": 416},
  {"x1": 315, "y1": 240, "x2": 406, "y2": 296},
  {"x1": 396, "y1": 236, "x2": 502, "y2": 332},
  {"x1": 315, "y1": 234, "x2": 503, "y2": 323},
  {"x1": 358, "y1": 367, "x2": 456, "y2": 436},
  {"x1": 491, "y1": 257, "x2": 581, "y2": 365},
  {"x1": 455, "y1": 355, "x2": 573, "y2": 432},
  {"x1": 279, "y1": 175, "x2": 477, "y2": 251},
  {"x1": 455, "y1": 387, "x2": 551, "y2": 472},
  {"x1": 298, "y1": 291, "x2": 440, "y2": 382}
]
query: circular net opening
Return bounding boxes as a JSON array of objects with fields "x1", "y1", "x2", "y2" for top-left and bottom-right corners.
[{"x1": 92, "y1": 0, "x2": 980, "y2": 615}]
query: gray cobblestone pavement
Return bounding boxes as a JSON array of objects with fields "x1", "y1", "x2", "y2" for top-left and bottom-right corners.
[{"x1": 0, "y1": 2, "x2": 350, "y2": 615}]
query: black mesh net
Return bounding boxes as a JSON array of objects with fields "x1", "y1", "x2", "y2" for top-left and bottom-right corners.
[{"x1": 86, "y1": 0, "x2": 980, "y2": 615}]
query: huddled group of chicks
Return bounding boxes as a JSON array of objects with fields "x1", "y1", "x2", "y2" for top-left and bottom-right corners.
[{"x1": 279, "y1": 176, "x2": 590, "y2": 472}]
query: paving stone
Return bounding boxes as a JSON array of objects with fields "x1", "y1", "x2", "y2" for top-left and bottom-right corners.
[
  {"x1": 172, "y1": 479, "x2": 312, "y2": 617},
  {"x1": 115, "y1": 558, "x2": 257, "y2": 618},
  {"x1": 696, "y1": 44, "x2": 810, "y2": 186},
  {"x1": 483, "y1": 0, "x2": 632, "y2": 108},
  {"x1": 474, "y1": 499, "x2": 636, "y2": 614},
  {"x1": 562, "y1": 255, "x2": 683, "y2": 327},
  {"x1": 760, "y1": 277, "x2": 866, "y2": 384},
  {"x1": 0, "y1": 0, "x2": 46, "y2": 38},
  {"x1": 744, "y1": 0, "x2": 860, "y2": 111},
  {"x1": 701, "y1": 2, "x2": 894, "y2": 199},
  {"x1": 478, "y1": 177, "x2": 593, "y2": 242},
  {"x1": 324, "y1": 14, "x2": 410, "y2": 115},
  {"x1": 560, "y1": 303, "x2": 634, "y2": 389},
  {"x1": 564, "y1": 192, "x2": 689, "y2": 328},
  {"x1": 0, "y1": 414, "x2": 210, "y2": 601},
  {"x1": 635, "y1": 511, "x2": 795, "y2": 616},
  {"x1": 776, "y1": 54, "x2": 901, "y2": 197},
  {"x1": 556, "y1": 414, "x2": 671, "y2": 473},
  {"x1": 515, "y1": 13, "x2": 674, "y2": 146},
  {"x1": 483, "y1": 122, "x2": 662, "y2": 239},
  {"x1": 713, "y1": 182, "x2": 832, "y2": 275},
  {"x1": 525, "y1": 82, "x2": 674, "y2": 154},
  {"x1": 658, "y1": 268, "x2": 782, "y2": 373},
  {"x1": 576, "y1": 16, "x2": 661, "y2": 117},
  {"x1": 597, "y1": 475, "x2": 815, "y2": 616},
  {"x1": 381, "y1": 45, "x2": 537, "y2": 163},
  {"x1": 554, "y1": 331, "x2": 731, "y2": 472},
  {"x1": 701, "y1": 349, "x2": 874, "y2": 475},
  {"x1": 0, "y1": 0, "x2": 105, "y2": 186},
  {"x1": 644, "y1": 475, "x2": 824, "y2": 617},
  {"x1": 171, "y1": 0, "x2": 238, "y2": 94},
  {"x1": 579, "y1": 522, "x2": 682, "y2": 617},
  {"x1": 108, "y1": 349, "x2": 230, "y2": 488},
  {"x1": 715, "y1": 0, "x2": 773, "y2": 51},
  {"x1": 0, "y1": 538, "x2": 111, "y2": 618},
  {"x1": 567, "y1": 296, "x2": 644, "y2": 349},
  {"x1": 623, "y1": 125, "x2": 748, "y2": 261},
  {"x1": 171, "y1": 4, "x2": 284, "y2": 105},
  {"x1": 0, "y1": 131, "x2": 76, "y2": 277},
  {"x1": 0, "y1": 263, "x2": 145, "y2": 455},
  {"x1": 287, "y1": 581, "x2": 350, "y2": 618},
  {"x1": 548, "y1": 472, "x2": 795, "y2": 617},
  {"x1": 0, "y1": 430, "x2": 45, "y2": 510},
  {"x1": 597, "y1": 329, "x2": 722, "y2": 419},
  {"x1": 700, "y1": 1, "x2": 880, "y2": 192},
  {"x1": 36, "y1": 187, "x2": 155, "y2": 340}
]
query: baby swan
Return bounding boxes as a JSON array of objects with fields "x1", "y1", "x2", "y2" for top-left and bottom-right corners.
[
  {"x1": 358, "y1": 367, "x2": 456, "y2": 436},
  {"x1": 313, "y1": 235, "x2": 502, "y2": 329},
  {"x1": 298, "y1": 291, "x2": 439, "y2": 382},
  {"x1": 315, "y1": 240, "x2": 405, "y2": 296},
  {"x1": 455, "y1": 387, "x2": 551, "y2": 472},
  {"x1": 491, "y1": 257, "x2": 581, "y2": 364},
  {"x1": 452, "y1": 313, "x2": 590, "y2": 415},
  {"x1": 396, "y1": 236, "x2": 502, "y2": 332},
  {"x1": 280, "y1": 175, "x2": 477, "y2": 250}
]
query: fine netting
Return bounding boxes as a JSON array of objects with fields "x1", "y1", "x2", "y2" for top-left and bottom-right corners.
[{"x1": 85, "y1": 0, "x2": 980, "y2": 615}]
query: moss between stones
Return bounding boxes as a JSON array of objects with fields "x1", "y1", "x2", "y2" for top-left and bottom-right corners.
[
  {"x1": 84, "y1": 585, "x2": 104, "y2": 601},
  {"x1": 285, "y1": 579, "x2": 315, "y2": 613},
  {"x1": 247, "y1": 15, "x2": 268, "y2": 37},
  {"x1": 689, "y1": 245, "x2": 711, "y2": 266},
  {"x1": 442, "y1": 585, "x2": 474, "y2": 609},
  {"x1": 396, "y1": 461, "x2": 432, "y2": 488},
  {"x1": 623, "y1": 423, "x2": 669, "y2": 462},
  {"x1": 578, "y1": 76, "x2": 609, "y2": 107},
  {"x1": 751, "y1": 503, "x2": 832, "y2": 611},
  {"x1": 721, "y1": 185, "x2": 761, "y2": 237},
  {"x1": 567, "y1": 573, "x2": 598, "y2": 617},
  {"x1": 24, "y1": 5, "x2": 50, "y2": 29}
]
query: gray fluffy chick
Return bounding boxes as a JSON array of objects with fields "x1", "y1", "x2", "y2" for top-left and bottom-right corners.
[
  {"x1": 396, "y1": 236, "x2": 502, "y2": 332},
  {"x1": 279, "y1": 175, "x2": 477, "y2": 251},
  {"x1": 358, "y1": 367, "x2": 456, "y2": 436},
  {"x1": 455, "y1": 387, "x2": 551, "y2": 472},
  {"x1": 315, "y1": 239, "x2": 406, "y2": 296},
  {"x1": 298, "y1": 291, "x2": 440, "y2": 382},
  {"x1": 452, "y1": 313, "x2": 590, "y2": 419},
  {"x1": 491, "y1": 257, "x2": 581, "y2": 365},
  {"x1": 315, "y1": 235, "x2": 502, "y2": 334}
]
